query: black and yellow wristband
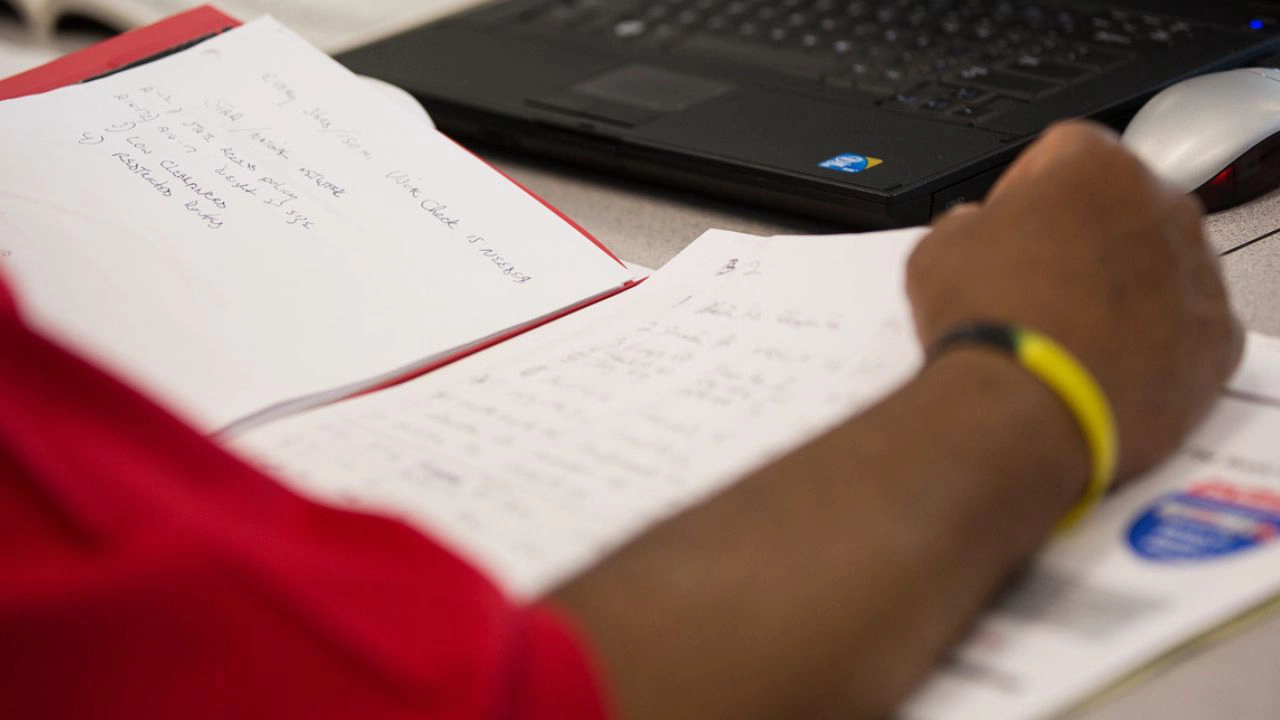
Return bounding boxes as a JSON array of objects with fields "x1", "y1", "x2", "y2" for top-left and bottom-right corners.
[{"x1": 927, "y1": 323, "x2": 1118, "y2": 530}]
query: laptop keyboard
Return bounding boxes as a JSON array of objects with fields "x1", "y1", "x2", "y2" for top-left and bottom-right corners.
[{"x1": 513, "y1": 0, "x2": 1202, "y2": 125}]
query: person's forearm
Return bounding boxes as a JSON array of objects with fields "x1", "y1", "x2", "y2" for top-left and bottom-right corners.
[{"x1": 552, "y1": 348, "x2": 1090, "y2": 720}]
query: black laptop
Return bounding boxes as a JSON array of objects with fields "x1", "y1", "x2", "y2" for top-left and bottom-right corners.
[{"x1": 339, "y1": 0, "x2": 1280, "y2": 227}]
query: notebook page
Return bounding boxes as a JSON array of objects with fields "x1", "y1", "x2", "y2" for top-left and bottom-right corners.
[
  {"x1": 0, "y1": 18, "x2": 633, "y2": 432},
  {"x1": 234, "y1": 227, "x2": 928, "y2": 596}
]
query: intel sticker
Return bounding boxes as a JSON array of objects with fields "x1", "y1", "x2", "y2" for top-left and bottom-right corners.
[
  {"x1": 818, "y1": 153, "x2": 883, "y2": 174},
  {"x1": 1128, "y1": 481, "x2": 1280, "y2": 563}
]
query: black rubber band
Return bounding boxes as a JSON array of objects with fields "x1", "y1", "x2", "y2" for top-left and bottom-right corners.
[{"x1": 925, "y1": 322, "x2": 1019, "y2": 364}]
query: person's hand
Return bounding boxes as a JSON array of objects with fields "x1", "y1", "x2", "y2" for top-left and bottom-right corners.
[{"x1": 906, "y1": 121, "x2": 1243, "y2": 481}]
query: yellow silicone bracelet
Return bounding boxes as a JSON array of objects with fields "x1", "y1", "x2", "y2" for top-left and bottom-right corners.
[{"x1": 928, "y1": 323, "x2": 1118, "y2": 530}]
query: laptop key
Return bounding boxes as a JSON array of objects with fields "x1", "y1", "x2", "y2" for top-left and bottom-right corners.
[
  {"x1": 921, "y1": 96, "x2": 953, "y2": 112},
  {"x1": 673, "y1": 34, "x2": 829, "y2": 79},
  {"x1": 1052, "y1": 43, "x2": 1132, "y2": 70},
  {"x1": 948, "y1": 103, "x2": 993, "y2": 124},
  {"x1": 886, "y1": 90, "x2": 923, "y2": 108},
  {"x1": 704, "y1": 14, "x2": 730, "y2": 31},
  {"x1": 1092, "y1": 30, "x2": 1136, "y2": 47},
  {"x1": 951, "y1": 85, "x2": 990, "y2": 102},
  {"x1": 613, "y1": 18, "x2": 648, "y2": 38}
]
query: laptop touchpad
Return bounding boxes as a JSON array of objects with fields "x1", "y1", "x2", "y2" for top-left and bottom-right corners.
[{"x1": 572, "y1": 65, "x2": 732, "y2": 113}]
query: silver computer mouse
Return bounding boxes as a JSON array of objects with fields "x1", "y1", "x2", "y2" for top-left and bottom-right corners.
[{"x1": 1122, "y1": 67, "x2": 1280, "y2": 211}]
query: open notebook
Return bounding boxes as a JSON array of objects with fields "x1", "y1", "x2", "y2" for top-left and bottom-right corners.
[
  {"x1": 0, "y1": 16, "x2": 637, "y2": 433},
  {"x1": 6, "y1": 14, "x2": 1280, "y2": 720}
]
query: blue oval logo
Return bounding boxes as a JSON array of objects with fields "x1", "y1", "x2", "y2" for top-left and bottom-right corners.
[
  {"x1": 1129, "y1": 483, "x2": 1280, "y2": 563},
  {"x1": 818, "y1": 153, "x2": 883, "y2": 174}
]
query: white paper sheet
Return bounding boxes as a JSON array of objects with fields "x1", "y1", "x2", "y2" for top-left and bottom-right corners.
[
  {"x1": 235, "y1": 227, "x2": 927, "y2": 595},
  {"x1": 0, "y1": 18, "x2": 633, "y2": 431}
]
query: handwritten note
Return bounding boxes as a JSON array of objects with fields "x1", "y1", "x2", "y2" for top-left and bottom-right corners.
[
  {"x1": 0, "y1": 18, "x2": 633, "y2": 431},
  {"x1": 235, "y1": 228, "x2": 929, "y2": 596}
]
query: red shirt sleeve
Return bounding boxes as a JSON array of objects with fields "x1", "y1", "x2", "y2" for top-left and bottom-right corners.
[{"x1": 0, "y1": 277, "x2": 612, "y2": 720}]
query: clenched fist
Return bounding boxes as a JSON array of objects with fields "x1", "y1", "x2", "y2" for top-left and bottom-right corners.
[{"x1": 907, "y1": 121, "x2": 1243, "y2": 480}]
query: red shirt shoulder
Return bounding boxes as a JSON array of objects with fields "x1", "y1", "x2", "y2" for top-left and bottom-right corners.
[{"x1": 0, "y1": 276, "x2": 610, "y2": 720}]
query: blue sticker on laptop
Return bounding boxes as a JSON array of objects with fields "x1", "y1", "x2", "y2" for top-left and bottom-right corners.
[
  {"x1": 818, "y1": 153, "x2": 883, "y2": 174},
  {"x1": 1128, "y1": 480, "x2": 1280, "y2": 563}
]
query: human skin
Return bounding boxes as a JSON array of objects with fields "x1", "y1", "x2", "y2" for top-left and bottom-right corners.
[{"x1": 551, "y1": 122, "x2": 1244, "y2": 720}]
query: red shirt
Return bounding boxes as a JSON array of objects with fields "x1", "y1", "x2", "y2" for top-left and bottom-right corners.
[{"x1": 0, "y1": 277, "x2": 610, "y2": 720}]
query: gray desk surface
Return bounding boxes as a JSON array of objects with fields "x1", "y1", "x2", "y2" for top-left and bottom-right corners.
[{"x1": 486, "y1": 147, "x2": 1280, "y2": 720}]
